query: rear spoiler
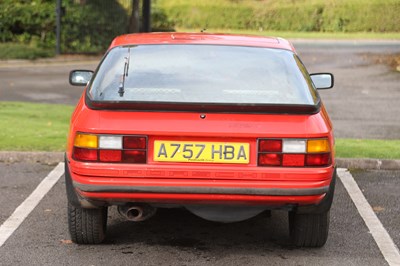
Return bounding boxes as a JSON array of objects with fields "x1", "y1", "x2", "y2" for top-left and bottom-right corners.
[{"x1": 86, "y1": 95, "x2": 321, "y2": 115}]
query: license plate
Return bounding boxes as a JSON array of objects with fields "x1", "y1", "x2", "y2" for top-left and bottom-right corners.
[{"x1": 153, "y1": 141, "x2": 249, "y2": 164}]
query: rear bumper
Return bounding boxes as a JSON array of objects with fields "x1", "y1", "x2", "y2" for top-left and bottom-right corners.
[
  {"x1": 67, "y1": 159, "x2": 335, "y2": 208},
  {"x1": 73, "y1": 182, "x2": 329, "y2": 196}
]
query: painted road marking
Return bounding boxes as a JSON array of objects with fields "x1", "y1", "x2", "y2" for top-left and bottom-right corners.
[
  {"x1": 338, "y1": 168, "x2": 400, "y2": 266},
  {"x1": 0, "y1": 162, "x2": 64, "y2": 247}
]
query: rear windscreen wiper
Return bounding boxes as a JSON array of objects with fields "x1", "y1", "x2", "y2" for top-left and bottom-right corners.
[{"x1": 118, "y1": 47, "x2": 131, "y2": 97}]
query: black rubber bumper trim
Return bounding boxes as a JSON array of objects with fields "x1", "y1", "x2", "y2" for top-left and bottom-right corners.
[
  {"x1": 73, "y1": 182, "x2": 329, "y2": 196},
  {"x1": 295, "y1": 167, "x2": 337, "y2": 214}
]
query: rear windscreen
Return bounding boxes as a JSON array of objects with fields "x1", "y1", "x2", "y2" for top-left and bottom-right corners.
[{"x1": 88, "y1": 44, "x2": 318, "y2": 106}]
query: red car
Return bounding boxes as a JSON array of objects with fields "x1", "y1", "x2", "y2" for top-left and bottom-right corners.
[{"x1": 66, "y1": 32, "x2": 335, "y2": 247}]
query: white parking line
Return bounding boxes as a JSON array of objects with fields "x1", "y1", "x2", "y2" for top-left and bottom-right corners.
[
  {"x1": 338, "y1": 168, "x2": 400, "y2": 266},
  {"x1": 0, "y1": 162, "x2": 64, "y2": 247}
]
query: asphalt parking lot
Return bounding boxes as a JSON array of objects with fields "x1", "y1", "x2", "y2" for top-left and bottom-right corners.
[{"x1": 0, "y1": 162, "x2": 399, "y2": 266}]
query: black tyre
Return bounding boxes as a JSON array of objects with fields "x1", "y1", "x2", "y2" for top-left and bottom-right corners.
[
  {"x1": 289, "y1": 210, "x2": 329, "y2": 247},
  {"x1": 68, "y1": 203, "x2": 108, "y2": 244}
]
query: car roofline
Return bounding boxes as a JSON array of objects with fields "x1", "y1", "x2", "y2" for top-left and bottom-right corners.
[{"x1": 108, "y1": 32, "x2": 296, "y2": 52}]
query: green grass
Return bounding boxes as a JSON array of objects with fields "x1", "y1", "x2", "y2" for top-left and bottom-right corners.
[
  {"x1": 1, "y1": 101, "x2": 399, "y2": 159},
  {"x1": 0, "y1": 43, "x2": 54, "y2": 60},
  {"x1": 0, "y1": 102, "x2": 74, "y2": 151},
  {"x1": 335, "y1": 139, "x2": 400, "y2": 160}
]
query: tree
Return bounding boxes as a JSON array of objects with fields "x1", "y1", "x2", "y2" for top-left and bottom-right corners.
[{"x1": 129, "y1": 0, "x2": 140, "y2": 33}]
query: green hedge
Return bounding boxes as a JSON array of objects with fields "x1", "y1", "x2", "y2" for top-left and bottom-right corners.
[
  {"x1": 0, "y1": 0, "x2": 55, "y2": 47},
  {"x1": 0, "y1": 43, "x2": 54, "y2": 59},
  {"x1": 1, "y1": 0, "x2": 398, "y2": 57},
  {"x1": 0, "y1": 0, "x2": 174, "y2": 55},
  {"x1": 61, "y1": 0, "x2": 129, "y2": 53},
  {"x1": 157, "y1": 0, "x2": 400, "y2": 32}
]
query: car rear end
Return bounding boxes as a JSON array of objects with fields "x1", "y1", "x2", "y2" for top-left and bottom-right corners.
[
  {"x1": 67, "y1": 107, "x2": 334, "y2": 206},
  {"x1": 65, "y1": 33, "x2": 335, "y2": 247}
]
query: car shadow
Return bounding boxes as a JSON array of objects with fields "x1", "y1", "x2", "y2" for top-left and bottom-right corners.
[{"x1": 105, "y1": 207, "x2": 294, "y2": 255}]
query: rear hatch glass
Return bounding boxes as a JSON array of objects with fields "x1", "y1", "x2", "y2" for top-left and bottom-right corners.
[{"x1": 87, "y1": 44, "x2": 319, "y2": 113}]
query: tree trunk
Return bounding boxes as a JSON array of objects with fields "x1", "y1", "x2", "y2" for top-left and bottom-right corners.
[
  {"x1": 129, "y1": 0, "x2": 140, "y2": 33},
  {"x1": 142, "y1": 0, "x2": 151, "y2": 32}
]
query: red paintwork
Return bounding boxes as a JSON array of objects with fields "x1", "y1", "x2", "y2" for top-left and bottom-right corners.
[
  {"x1": 109, "y1": 32, "x2": 295, "y2": 52},
  {"x1": 66, "y1": 33, "x2": 335, "y2": 208}
]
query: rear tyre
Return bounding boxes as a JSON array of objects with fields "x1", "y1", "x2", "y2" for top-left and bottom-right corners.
[
  {"x1": 289, "y1": 210, "x2": 329, "y2": 247},
  {"x1": 68, "y1": 203, "x2": 108, "y2": 244}
]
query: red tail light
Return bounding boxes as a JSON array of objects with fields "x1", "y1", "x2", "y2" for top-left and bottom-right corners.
[
  {"x1": 306, "y1": 153, "x2": 331, "y2": 166},
  {"x1": 123, "y1": 136, "x2": 146, "y2": 149},
  {"x1": 99, "y1": 150, "x2": 122, "y2": 162},
  {"x1": 259, "y1": 139, "x2": 282, "y2": 152},
  {"x1": 73, "y1": 147, "x2": 97, "y2": 161},
  {"x1": 282, "y1": 154, "x2": 305, "y2": 167},
  {"x1": 258, "y1": 153, "x2": 282, "y2": 166},
  {"x1": 258, "y1": 138, "x2": 331, "y2": 167},
  {"x1": 122, "y1": 150, "x2": 147, "y2": 164},
  {"x1": 72, "y1": 134, "x2": 147, "y2": 164}
]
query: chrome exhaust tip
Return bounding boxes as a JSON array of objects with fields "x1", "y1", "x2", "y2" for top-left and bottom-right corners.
[{"x1": 118, "y1": 203, "x2": 156, "y2": 222}]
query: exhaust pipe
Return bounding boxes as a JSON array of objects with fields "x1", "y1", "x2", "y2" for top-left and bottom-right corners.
[{"x1": 118, "y1": 203, "x2": 156, "y2": 222}]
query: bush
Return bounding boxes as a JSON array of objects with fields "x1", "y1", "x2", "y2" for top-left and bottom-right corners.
[
  {"x1": 321, "y1": 1, "x2": 400, "y2": 32},
  {"x1": 2, "y1": 0, "x2": 398, "y2": 58},
  {"x1": 156, "y1": 0, "x2": 400, "y2": 33},
  {"x1": 0, "y1": 0, "x2": 55, "y2": 47},
  {"x1": 0, "y1": 43, "x2": 54, "y2": 60},
  {"x1": 61, "y1": 0, "x2": 129, "y2": 53},
  {"x1": 0, "y1": 0, "x2": 175, "y2": 55},
  {"x1": 151, "y1": 7, "x2": 175, "y2": 31}
]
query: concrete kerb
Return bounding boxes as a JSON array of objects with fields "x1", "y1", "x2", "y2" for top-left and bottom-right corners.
[
  {"x1": 0, "y1": 55, "x2": 101, "y2": 69},
  {"x1": 335, "y1": 158, "x2": 400, "y2": 170},
  {"x1": 1, "y1": 151, "x2": 400, "y2": 170},
  {"x1": 0, "y1": 152, "x2": 64, "y2": 165}
]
